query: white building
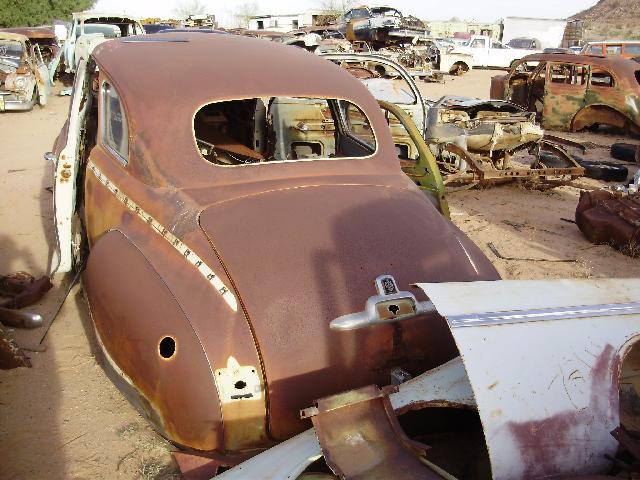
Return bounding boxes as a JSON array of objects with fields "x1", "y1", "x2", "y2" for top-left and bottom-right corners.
[{"x1": 248, "y1": 12, "x2": 321, "y2": 32}]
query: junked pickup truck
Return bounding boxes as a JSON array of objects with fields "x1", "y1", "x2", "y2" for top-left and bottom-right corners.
[{"x1": 452, "y1": 35, "x2": 542, "y2": 69}]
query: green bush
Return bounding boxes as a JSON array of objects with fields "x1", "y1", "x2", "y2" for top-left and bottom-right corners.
[{"x1": 0, "y1": 0, "x2": 96, "y2": 27}]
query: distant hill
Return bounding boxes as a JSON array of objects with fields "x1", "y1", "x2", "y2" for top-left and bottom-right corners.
[{"x1": 571, "y1": 0, "x2": 640, "y2": 40}]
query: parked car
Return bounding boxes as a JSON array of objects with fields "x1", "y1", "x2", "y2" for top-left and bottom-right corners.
[
  {"x1": 507, "y1": 37, "x2": 541, "y2": 50},
  {"x1": 0, "y1": 32, "x2": 54, "y2": 111},
  {"x1": 452, "y1": 34, "x2": 542, "y2": 68},
  {"x1": 63, "y1": 12, "x2": 144, "y2": 73},
  {"x1": 490, "y1": 53, "x2": 640, "y2": 134},
  {"x1": 48, "y1": 32, "x2": 499, "y2": 460},
  {"x1": 581, "y1": 41, "x2": 640, "y2": 59}
]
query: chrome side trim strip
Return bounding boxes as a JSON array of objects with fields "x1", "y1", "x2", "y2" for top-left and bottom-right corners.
[
  {"x1": 448, "y1": 302, "x2": 640, "y2": 328},
  {"x1": 87, "y1": 160, "x2": 238, "y2": 312}
]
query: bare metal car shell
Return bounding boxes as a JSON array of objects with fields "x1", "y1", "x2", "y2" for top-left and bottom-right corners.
[
  {"x1": 49, "y1": 33, "x2": 499, "y2": 462},
  {"x1": 0, "y1": 32, "x2": 54, "y2": 111}
]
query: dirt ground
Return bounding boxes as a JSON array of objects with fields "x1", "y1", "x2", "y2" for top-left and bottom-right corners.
[{"x1": 1, "y1": 69, "x2": 639, "y2": 480}]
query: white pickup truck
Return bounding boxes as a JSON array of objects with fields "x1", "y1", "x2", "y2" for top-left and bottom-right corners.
[{"x1": 452, "y1": 35, "x2": 541, "y2": 69}]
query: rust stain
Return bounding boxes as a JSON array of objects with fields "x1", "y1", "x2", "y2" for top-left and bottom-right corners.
[{"x1": 505, "y1": 344, "x2": 619, "y2": 479}]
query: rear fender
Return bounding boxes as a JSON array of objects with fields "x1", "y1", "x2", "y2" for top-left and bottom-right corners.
[{"x1": 83, "y1": 229, "x2": 225, "y2": 451}]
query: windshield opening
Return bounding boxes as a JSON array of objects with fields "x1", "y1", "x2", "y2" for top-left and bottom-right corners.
[{"x1": 0, "y1": 40, "x2": 24, "y2": 70}]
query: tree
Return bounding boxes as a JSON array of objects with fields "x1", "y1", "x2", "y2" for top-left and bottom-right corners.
[
  {"x1": 0, "y1": 0, "x2": 97, "y2": 28},
  {"x1": 232, "y1": 2, "x2": 258, "y2": 29},
  {"x1": 173, "y1": 0, "x2": 207, "y2": 20},
  {"x1": 315, "y1": 0, "x2": 353, "y2": 19}
]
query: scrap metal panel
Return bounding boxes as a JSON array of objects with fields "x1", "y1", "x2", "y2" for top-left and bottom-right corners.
[{"x1": 416, "y1": 278, "x2": 640, "y2": 479}]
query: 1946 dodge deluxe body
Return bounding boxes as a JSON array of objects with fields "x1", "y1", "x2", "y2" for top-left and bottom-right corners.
[{"x1": 48, "y1": 33, "x2": 500, "y2": 463}]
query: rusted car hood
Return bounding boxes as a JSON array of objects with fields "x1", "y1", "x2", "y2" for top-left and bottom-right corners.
[{"x1": 199, "y1": 183, "x2": 498, "y2": 439}]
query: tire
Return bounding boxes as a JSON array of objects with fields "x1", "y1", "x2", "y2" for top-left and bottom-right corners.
[
  {"x1": 538, "y1": 151, "x2": 568, "y2": 168},
  {"x1": 610, "y1": 143, "x2": 638, "y2": 163},
  {"x1": 573, "y1": 156, "x2": 629, "y2": 182}
]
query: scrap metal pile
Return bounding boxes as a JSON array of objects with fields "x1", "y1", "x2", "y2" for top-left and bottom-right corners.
[
  {"x1": 232, "y1": 6, "x2": 473, "y2": 81},
  {"x1": 320, "y1": 53, "x2": 586, "y2": 189}
]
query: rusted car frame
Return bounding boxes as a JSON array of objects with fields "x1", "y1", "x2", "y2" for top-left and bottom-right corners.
[
  {"x1": 322, "y1": 53, "x2": 584, "y2": 188},
  {"x1": 491, "y1": 53, "x2": 640, "y2": 134},
  {"x1": 48, "y1": 33, "x2": 498, "y2": 463},
  {"x1": 0, "y1": 32, "x2": 54, "y2": 111},
  {"x1": 0, "y1": 27, "x2": 62, "y2": 80}
]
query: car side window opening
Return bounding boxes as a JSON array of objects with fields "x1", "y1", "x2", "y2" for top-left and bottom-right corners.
[
  {"x1": 549, "y1": 63, "x2": 588, "y2": 85},
  {"x1": 381, "y1": 109, "x2": 418, "y2": 161},
  {"x1": 491, "y1": 40, "x2": 505, "y2": 49},
  {"x1": 606, "y1": 45, "x2": 622, "y2": 56},
  {"x1": 193, "y1": 97, "x2": 376, "y2": 166},
  {"x1": 471, "y1": 39, "x2": 485, "y2": 48},
  {"x1": 590, "y1": 68, "x2": 615, "y2": 88},
  {"x1": 588, "y1": 44, "x2": 604, "y2": 55},
  {"x1": 340, "y1": 101, "x2": 375, "y2": 148},
  {"x1": 101, "y1": 82, "x2": 129, "y2": 164},
  {"x1": 625, "y1": 44, "x2": 640, "y2": 55}
]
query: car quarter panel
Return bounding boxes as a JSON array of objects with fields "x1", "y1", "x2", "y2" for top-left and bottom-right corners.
[{"x1": 83, "y1": 148, "x2": 269, "y2": 452}]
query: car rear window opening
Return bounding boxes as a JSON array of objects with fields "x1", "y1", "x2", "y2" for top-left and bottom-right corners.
[{"x1": 193, "y1": 97, "x2": 376, "y2": 166}]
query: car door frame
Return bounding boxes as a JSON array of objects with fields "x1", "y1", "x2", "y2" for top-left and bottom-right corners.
[
  {"x1": 50, "y1": 58, "x2": 93, "y2": 273},
  {"x1": 542, "y1": 61, "x2": 588, "y2": 130},
  {"x1": 319, "y1": 53, "x2": 427, "y2": 137}
]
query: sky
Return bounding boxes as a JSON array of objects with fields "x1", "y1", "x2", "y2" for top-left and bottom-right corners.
[{"x1": 91, "y1": 0, "x2": 600, "y2": 27}]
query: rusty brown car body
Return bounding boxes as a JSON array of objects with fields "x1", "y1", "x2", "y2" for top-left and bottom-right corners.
[
  {"x1": 0, "y1": 27, "x2": 60, "y2": 70},
  {"x1": 491, "y1": 53, "x2": 640, "y2": 134},
  {"x1": 49, "y1": 33, "x2": 499, "y2": 463}
]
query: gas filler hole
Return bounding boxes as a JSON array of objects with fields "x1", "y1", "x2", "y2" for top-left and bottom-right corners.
[{"x1": 159, "y1": 336, "x2": 176, "y2": 359}]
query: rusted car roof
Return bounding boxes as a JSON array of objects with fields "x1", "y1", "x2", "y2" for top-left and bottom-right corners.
[
  {"x1": 0, "y1": 27, "x2": 56, "y2": 39},
  {"x1": 92, "y1": 33, "x2": 398, "y2": 188}
]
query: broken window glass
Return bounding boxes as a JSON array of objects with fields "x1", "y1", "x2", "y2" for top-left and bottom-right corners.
[{"x1": 194, "y1": 97, "x2": 376, "y2": 166}]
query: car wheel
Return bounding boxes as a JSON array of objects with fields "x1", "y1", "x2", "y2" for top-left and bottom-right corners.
[
  {"x1": 573, "y1": 156, "x2": 629, "y2": 182},
  {"x1": 610, "y1": 143, "x2": 639, "y2": 163}
]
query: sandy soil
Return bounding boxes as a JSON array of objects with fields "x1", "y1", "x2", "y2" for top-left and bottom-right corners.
[{"x1": 1, "y1": 70, "x2": 639, "y2": 479}]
